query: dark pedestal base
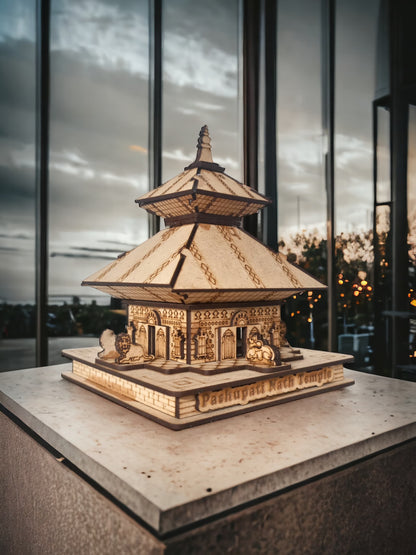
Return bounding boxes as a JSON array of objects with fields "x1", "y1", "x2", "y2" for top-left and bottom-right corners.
[{"x1": 1, "y1": 411, "x2": 415, "y2": 554}]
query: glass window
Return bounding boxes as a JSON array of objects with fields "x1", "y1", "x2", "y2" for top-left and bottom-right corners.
[
  {"x1": 48, "y1": 0, "x2": 149, "y2": 363},
  {"x1": 276, "y1": 0, "x2": 326, "y2": 350},
  {"x1": 371, "y1": 98, "x2": 392, "y2": 374},
  {"x1": 277, "y1": 0, "x2": 325, "y2": 241},
  {"x1": 407, "y1": 103, "x2": 416, "y2": 366},
  {"x1": 0, "y1": 0, "x2": 36, "y2": 370},
  {"x1": 334, "y1": 0, "x2": 380, "y2": 369},
  {"x1": 376, "y1": 105, "x2": 391, "y2": 203},
  {"x1": 162, "y1": 0, "x2": 241, "y2": 182}
]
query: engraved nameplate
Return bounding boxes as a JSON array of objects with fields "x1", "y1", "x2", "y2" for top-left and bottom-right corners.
[{"x1": 197, "y1": 367, "x2": 335, "y2": 412}]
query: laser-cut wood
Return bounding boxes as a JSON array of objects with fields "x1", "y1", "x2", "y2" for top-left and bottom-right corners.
[{"x1": 63, "y1": 126, "x2": 354, "y2": 428}]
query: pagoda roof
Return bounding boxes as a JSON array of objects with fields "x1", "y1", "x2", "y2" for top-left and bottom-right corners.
[
  {"x1": 82, "y1": 223, "x2": 325, "y2": 304},
  {"x1": 136, "y1": 126, "x2": 270, "y2": 222}
]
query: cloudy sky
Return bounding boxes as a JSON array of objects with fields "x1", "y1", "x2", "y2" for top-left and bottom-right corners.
[{"x1": 0, "y1": 0, "x2": 381, "y2": 303}]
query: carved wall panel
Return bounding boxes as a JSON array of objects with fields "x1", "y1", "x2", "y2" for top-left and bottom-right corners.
[
  {"x1": 170, "y1": 328, "x2": 186, "y2": 360},
  {"x1": 127, "y1": 304, "x2": 282, "y2": 364},
  {"x1": 231, "y1": 310, "x2": 249, "y2": 327},
  {"x1": 190, "y1": 317, "x2": 216, "y2": 362}
]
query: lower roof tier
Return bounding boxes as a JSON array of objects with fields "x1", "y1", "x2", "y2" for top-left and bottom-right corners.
[
  {"x1": 82, "y1": 223, "x2": 325, "y2": 303},
  {"x1": 84, "y1": 285, "x2": 316, "y2": 304}
]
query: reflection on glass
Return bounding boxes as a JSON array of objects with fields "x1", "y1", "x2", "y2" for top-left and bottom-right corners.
[
  {"x1": 373, "y1": 99, "x2": 392, "y2": 373},
  {"x1": 276, "y1": 0, "x2": 326, "y2": 350},
  {"x1": 373, "y1": 203, "x2": 392, "y2": 371},
  {"x1": 407, "y1": 104, "x2": 416, "y2": 361},
  {"x1": 162, "y1": 0, "x2": 241, "y2": 182},
  {"x1": 335, "y1": 0, "x2": 379, "y2": 234},
  {"x1": 48, "y1": 0, "x2": 149, "y2": 362},
  {"x1": 277, "y1": 0, "x2": 325, "y2": 241},
  {"x1": 376, "y1": 104, "x2": 391, "y2": 203},
  {"x1": 408, "y1": 105, "x2": 416, "y2": 272},
  {"x1": 334, "y1": 0, "x2": 379, "y2": 369},
  {"x1": 375, "y1": 204, "x2": 391, "y2": 280},
  {"x1": 0, "y1": 0, "x2": 36, "y2": 370}
]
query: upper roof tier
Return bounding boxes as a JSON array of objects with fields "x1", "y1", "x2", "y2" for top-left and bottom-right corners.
[{"x1": 136, "y1": 126, "x2": 270, "y2": 225}]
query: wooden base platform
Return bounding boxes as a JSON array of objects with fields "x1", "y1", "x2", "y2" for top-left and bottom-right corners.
[{"x1": 62, "y1": 347, "x2": 354, "y2": 429}]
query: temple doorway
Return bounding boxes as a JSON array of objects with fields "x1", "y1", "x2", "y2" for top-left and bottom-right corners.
[
  {"x1": 236, "y1": 327, "x2": 247, "y2": 358},
  {"x1": 148, "y1": 325, "x2": 155, "y2": 356}
]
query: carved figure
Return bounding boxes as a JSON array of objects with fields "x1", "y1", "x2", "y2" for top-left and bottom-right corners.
[
  {"x1": 115, "y1": 332, "x2": 150, "y2": 364},
  {"x1": 246, "y1": 334, "x2": 276, "y2": 366},
  {"x1": 156, "y1": 328, "x2": 166, "y2": 358},
  {"x1": 98, "y1": 329, "x2": 119, "y2": 361},
  {"x1": 195, "y1": 328, "x2": 207, "y2": 359},
  {"x1": 269, "y1": 322, "x2": 280, "y2": 347},
  {"x1": 138, "y1": 325, "x2": 147, "y2": 353},
  {"x1": 172, "y1": 329, "x2": 184, "y2": 359}
]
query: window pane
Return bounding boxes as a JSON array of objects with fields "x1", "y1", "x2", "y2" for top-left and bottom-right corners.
[
  {"x1": 277, "y1": 0, "x2": 325, "y2": 240},
  {"x1": 0, "y1": 0, "x2": 36, "y2": 370},
  {"x1": 373, "y1": 203, "x2": 392, "y2": 370},
  {"x1": 407, "y1": 104, "x2": 416, "y2": 366},
  {"x1": 48, "y1": 0, "x2": 149, "y2": 363},
  {"x1": 162, "y1": 0, "x2": 241, "y2": 182},
  {"x1": 376, "y1": 105, "x2": 391, "y2": 203},
  {"x1": 334, "y1": 0, "x2": 380, "y2": 370},
  {"x1": 276, "y1": 0, "x2": 326, "y2": 350}
]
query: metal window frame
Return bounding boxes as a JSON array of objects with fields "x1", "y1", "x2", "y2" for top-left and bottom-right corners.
[
  {"x1": 148, "y1": 0, "x2": 162, "y2": 237},
  {"x1": 35, "y1": 0, "x2": 50, "y2": 367},
  {"x1": 322, "y1": 0, "x2": 336, "y2": 352},
  {"x1": 389, "y1": 0, "x2": 411, "y2": 377}
]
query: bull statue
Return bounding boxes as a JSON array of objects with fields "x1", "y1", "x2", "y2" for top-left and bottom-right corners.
[{"x1": 246, "y1": 335, "x2": 276, "y2": 367}]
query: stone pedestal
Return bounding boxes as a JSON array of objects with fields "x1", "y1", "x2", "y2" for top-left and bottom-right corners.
[{"x1": 1, "y1": 364, "x2": 415, "y2": 553}]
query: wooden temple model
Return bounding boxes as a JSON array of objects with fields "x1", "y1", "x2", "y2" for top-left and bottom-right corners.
[{"x1": 62, "y1": 126, "x2": 354, "y2": 429}]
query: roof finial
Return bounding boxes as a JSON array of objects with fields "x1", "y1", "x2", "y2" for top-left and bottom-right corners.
[
  {"x1": 195, "y1": 125, "x2": 213, "y2": 163},
  {"x1": 184, "y1": 125, "x2": 225, "y2": 172}
]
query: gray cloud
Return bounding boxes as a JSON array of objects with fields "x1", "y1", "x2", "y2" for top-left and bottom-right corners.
[
  {"x1": 0, "y1": 232, "x2": 32, "y2": 240},
  {"x1": 163, "y1": 0, "x2": 239, "y2": 58},
  {"x1": 50, "y1": 252, "x2": 115, "y2": 260},
  {"x1": 73, "y1": 246, "x2": 129, "y2": 253}
]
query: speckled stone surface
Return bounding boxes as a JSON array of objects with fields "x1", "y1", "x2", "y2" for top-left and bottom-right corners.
[
  {"x1": 164, "y1": 441, "x2": 416, "y2": 554},
  {"x1": 0, "y1": 364, "x2": 415, "y2": 534},
  {"x1": 0, "y1": 413, "x2": 164, "y2": 555}
]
